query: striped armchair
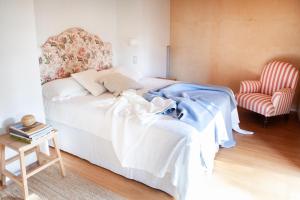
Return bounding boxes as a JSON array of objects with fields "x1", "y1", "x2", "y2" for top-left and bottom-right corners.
[{"x1": 236, "y1": 61, "x2": 299, "y2": 123}]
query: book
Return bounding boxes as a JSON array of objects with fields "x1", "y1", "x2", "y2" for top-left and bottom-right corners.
[
  {"x1": 10, "y1": 134, "x2": 31, "y2": 144},
  {"x1": 10, "y1": 132, "x2": 32, "y2": 141},
  {"x1": 9, "y1": 122, "x2": 51, "y2": 138},
  {"x1": 10, "y1": 128, "x2": 54, "y2": 144},
  {"x1": 10, "y1": 126, "x2": 54, "y2": 139},
  {"x1": 28, "y1": 127, "x2": 54, "y2": 140}
]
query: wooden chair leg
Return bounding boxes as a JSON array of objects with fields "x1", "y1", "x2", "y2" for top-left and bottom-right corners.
[
  {"x1": 52, "y1": 135, "x2": 66, "y2": 177},
  {"x1": 19, "y1": 151, "x2": 29, "y2": 199},
  {"x1": 35, "y1": 145, "x2": 42, "y2": 165},
  {"x1": 0, "y1": 144, "x2": 6, "y2": 187},
  {"x1": 284, "y1": 114, "x2": 290, "y2": 121},
  {"x1": 263, "y1": 116, "x2": 269, "y2": 127}
]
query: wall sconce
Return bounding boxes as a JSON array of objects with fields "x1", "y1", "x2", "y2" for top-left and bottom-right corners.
[
  {"x1": 127, "y1": 38, "x2": 139, "y2": 65},
  {"x1": 128, "y1": 38, "x2": 139, "y2": 47}
]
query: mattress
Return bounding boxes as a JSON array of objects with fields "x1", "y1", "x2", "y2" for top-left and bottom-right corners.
[{"x1": 44, "y1": 78, "x2": 182, "y2": 142}]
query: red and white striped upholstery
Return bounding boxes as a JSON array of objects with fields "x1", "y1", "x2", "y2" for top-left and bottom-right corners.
[
  {"x1": 260, "y1": 61, "x2": 298, "y2": 95},
  {"x1": 239, "y1": 80, "x2": 261, "y2": 93},
  {"x1": 236, "y1": 93, "x2": 275, "y2": 116},
  {"x1": 272, "y1": 88, "x2": 295, "y2": 115},
  {"x1": 236, "y1": 61, "x2": 299, "y2": 117}
]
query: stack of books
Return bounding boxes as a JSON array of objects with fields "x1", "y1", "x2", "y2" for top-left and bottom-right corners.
[{"x1": 9, "y1": 122, "x2": 54, "y2": 143}]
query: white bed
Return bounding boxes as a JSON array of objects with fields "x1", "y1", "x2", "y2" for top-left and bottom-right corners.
[
  {"x1": 44, "y1": 77, "x2": 240, "y2": 200},
  {"x1": 39, "y1": 28, "x2": 242, "y2": 200}
]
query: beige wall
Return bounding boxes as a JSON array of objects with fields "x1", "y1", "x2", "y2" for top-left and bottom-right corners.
[
  {"x1": 171, "y1": 0, "x2": 300, "y2": 109},
  {"x1": 116, "y1": 0, "x2": 170, "y2": 77}
]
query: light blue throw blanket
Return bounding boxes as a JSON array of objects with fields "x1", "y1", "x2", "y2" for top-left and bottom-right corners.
[{"x1": 144, "y1": 83, "x2": 237, "y2": 148}]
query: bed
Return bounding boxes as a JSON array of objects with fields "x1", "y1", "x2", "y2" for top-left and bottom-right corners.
[{"x1": 39, "y1": 28, "x2": 243, "y2": 200}]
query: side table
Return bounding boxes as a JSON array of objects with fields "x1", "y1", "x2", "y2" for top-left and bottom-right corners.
[{"x1": 0, "y1": 130, "x2": 65, "y2": 199}]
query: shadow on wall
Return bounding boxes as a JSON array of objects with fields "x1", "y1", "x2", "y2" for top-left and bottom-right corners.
[
  {"x1": 272, "y1": 55, "x2": 300, "y2": 66},
  {"x1": 230, "y1": 68, "x2": 259, "y2": 94},
  {"x1": 0, "y1": 118, "x2": 16, "y2": 134}
]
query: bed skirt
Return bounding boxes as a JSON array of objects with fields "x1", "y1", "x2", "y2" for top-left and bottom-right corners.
[{"x1": 47, "y1": 119, "x2": 177, "y2": 197}]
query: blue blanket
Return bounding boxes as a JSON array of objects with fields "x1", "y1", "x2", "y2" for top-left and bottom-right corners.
[{"x1": 143, "y1": 83, "x2": 237, "y2": 148}]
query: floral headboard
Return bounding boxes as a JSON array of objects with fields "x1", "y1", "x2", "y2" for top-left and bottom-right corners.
[{"x1": 39, "y1": 27, "x2": 112, "y2": 84}]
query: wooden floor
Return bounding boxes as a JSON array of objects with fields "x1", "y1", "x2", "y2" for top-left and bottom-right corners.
[{"x1": 60, "y1": 109, "x2": 300, "y2": 200}]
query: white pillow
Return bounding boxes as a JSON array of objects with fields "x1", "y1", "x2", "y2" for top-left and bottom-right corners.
[
  {"x1": 98, "y1": 72, "x2": 143, "y2": 96},
  {"x1": 72, "y1": 69, "x2": 107, "y2": 96},
  {"x1": 42, "y1": 77, "x2": 89, "y2": 101}
]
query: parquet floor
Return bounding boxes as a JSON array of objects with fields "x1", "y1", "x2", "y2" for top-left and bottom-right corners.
[{"x1": 60, "y1": 109, "x2": 300, "y2": 200}]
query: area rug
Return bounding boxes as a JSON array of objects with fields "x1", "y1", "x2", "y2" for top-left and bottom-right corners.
[{"x1": 0, "y1": 166, "x2": 125, "y2": 200}]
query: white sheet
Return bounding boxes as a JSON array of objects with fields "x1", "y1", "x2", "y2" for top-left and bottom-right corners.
[
  {"x1": 44, "y1": 78, "x2": 177, "y2": 142},
  {"x1": 44, "y1": 77, "x2": 233, "y2": 200}
]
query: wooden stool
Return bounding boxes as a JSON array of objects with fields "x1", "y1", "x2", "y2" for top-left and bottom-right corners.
[{"x1": 0, "y1": 131, "x2": 65, "y2": 200}]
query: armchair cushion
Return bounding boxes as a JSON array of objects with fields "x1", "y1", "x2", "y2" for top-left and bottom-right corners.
[
  {"x1": 236, "y1": 93, "x2": 275, "y2": 117},
  {"x1": 272, "y1": 88, "x2": 295, "y2": 115},
  {"x1": 239, "y1": 80, "x2": 261, "y2": 93}
]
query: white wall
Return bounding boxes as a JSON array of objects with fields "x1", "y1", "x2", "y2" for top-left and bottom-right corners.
[
  {"x1": 0, "y1": 0, "x2": 45, "y2": 132},
  {"x1": 34, "y1": 0, "x2": 170, "y2": 77},
  {"x1": 0, "y1": 0, "x2": 169, "y2": 133},
  {"x1": 34, "y1": 0, "x2": 118, "y2": 64},
  {"x1": 116, "y1": 0, "x2": 170, "y2": 77},
  {"x1": 0, "y1": 0, "x2": 169, "y2": 174},
  {"x1": 0, "y1": 0, "x2": 45, "y2": 171}
]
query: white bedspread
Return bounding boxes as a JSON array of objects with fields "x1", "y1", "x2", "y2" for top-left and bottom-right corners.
[{"x1": 43, "y1": 78, "x2": 239, "y2": 200}]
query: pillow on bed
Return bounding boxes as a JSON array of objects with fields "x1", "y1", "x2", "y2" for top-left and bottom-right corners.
[
  {"x1": 42, "y1": 77, "x2": 89, "y2": 101},
  {"x1": 98, "y1": 73, "x2": 143, "y2": 96},
  {"x1": 71, "y1": 69, "x2": 107, "y2": 96}
]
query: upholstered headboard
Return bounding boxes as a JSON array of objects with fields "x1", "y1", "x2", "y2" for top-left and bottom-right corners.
[{"x1": 39, "y1": 27, "x2": 112, "y2": 84}]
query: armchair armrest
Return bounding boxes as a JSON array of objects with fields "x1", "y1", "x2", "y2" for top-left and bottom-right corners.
[
  {"x1": 239, "y1": 80, "x2": 261, "y2": 93},
  {"x1": 271, "y1": 88, "x2": 295, "y2": 114}
]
